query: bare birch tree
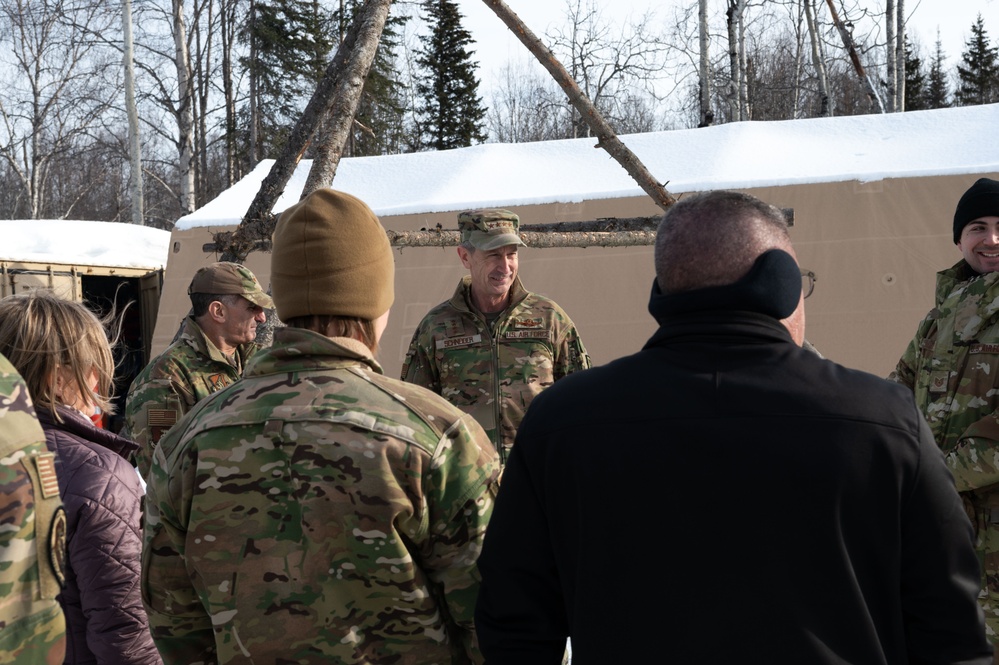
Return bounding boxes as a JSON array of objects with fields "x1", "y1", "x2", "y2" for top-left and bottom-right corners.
[
  {"x1": 124, "y1": 0, "x2": 144, "y2": 225},
  {"x1": 698, "y1": 0, "x2": 713, "y2": 126},
  {"x1": 725, "y1": 0, "x2": 749, "y2": 121},
  {"x1": 0, "y1": 0, "x2": 120, "y2": 218},
  {"x1": 886, "y1": 0, "x2": 896, "y2": 111},
  {"x1": 804, "y1": 0, "x2": 832, "y2": 116},
  {"x1": 895, "y1": 0, "x2": 905, "y2": 110},
  {"x1": 171, "y1": 0, "x2": 196, "y2": 215}
]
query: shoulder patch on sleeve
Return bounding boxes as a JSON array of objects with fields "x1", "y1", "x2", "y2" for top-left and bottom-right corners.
[
  {"x1": 49, "y1": 506, "x2": 67, "y2": 589},
  {"x1": 33, "y1": 453, "x2": 60, "y2": 499}
]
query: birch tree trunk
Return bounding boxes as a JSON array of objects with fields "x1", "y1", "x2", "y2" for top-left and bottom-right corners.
[
  {"x1": 804, "y1": 0, "x2": 831, "y2": 116},
  {"x1": 172, "y1": 0, "x2": 196, "y2": 214},
  {"x1": 698, "y1": 0, "x2": 713, "y2": 127},
  {"x1": 302, "y1": 0, "x2": 391, "y2": 195},
  {"x1": 886, "y1": 0, "x2": 896, "y2": 112},
  {"x1": 895, "y1": 0, "x2": 905, "y2": 110},
  {"x1": 123, "y1": 0, "x2": 144, "y2": 225},
  {"x1": 726, "y1": 1, "x2": 742, "y2": 121},
  {"x1": 737, "y1": 5, "x2": 748, "y2": 119},
  {"x1": 221, "y1": 0, "x2": 238, "y2": 186},
  {"x1": 480, "y1": 0, "x2": 676, "y2": 212}
]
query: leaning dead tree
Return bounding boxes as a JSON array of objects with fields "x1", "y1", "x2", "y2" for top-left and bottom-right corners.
[
  {"x1": 216, "y1": 0, "x2": 392, "y2": 263},
  {"x1": 481, "y1": 0, "x2": 675, "y2": 212},
  {"x1": 824, "y1": 0, "x2": 884, "y2": 113},
  {"x1": 213, "y1": 0, "x2": 677, "y2": 264}
]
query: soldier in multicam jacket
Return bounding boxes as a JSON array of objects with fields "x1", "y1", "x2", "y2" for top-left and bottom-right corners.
[
  {"x1": 402, "y1": 209, "x2": 590, "y2": 463},
  {"x1": 889, "y1": 177, "x2": 999, "y2": 651},
  {"x1": 142, "y1": 188, "x2": 500, "y2": 665},
  {"x1": 0, "y1": 352, "x2": 66, "y2": 664},
  {"x1": 124, "y1": 261, "x2": 273, "y2": 478}
]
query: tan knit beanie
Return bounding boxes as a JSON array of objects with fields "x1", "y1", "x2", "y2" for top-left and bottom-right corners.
[{"x1": 271, "y1": 188, "x2": 394, "y2": 322}]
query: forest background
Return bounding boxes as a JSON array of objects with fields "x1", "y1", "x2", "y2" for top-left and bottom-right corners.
[{"x1": 0, "y1": 0, "x2": 996, "y2": 230}]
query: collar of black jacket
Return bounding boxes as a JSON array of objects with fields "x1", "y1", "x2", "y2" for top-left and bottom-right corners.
[{"x1": 648, "y1": 249, "x2": 801, "y2": 325}]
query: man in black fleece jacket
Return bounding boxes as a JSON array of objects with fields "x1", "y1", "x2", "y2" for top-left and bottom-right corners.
[{"x1": 474, "y1": 190, "x2": 992, "y2": 665}]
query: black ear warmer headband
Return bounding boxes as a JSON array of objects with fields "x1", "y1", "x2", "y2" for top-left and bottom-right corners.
[{"x1": 648, "y1": 249, "x2": 802, "y2": 322}]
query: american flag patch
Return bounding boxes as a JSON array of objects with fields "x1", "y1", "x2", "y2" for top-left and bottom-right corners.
[
  {"x1": 34, "y1": 453, "x2": 59, "y2": 499},
  {"x1": 148, "y1": 409, "x2": 178, "y2": 428}
]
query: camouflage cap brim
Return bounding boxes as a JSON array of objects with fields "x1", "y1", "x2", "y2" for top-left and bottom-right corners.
[
  {"x1": 244, "y1": 290, "x2": 275, "y2": 310},
  {"x1": 468, "y1": 231, "x2": 527, "y2": 251}
]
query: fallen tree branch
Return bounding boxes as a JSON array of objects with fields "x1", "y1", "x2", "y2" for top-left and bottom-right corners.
[{"x1": 480, "y1": 0, "x2": 677, "y2": 212}]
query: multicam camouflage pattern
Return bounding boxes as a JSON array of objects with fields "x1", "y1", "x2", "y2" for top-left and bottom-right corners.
[
  {"x1": 457, "y1": 210, "x2": 525, "y2": 251},
  {"x1": 124, "y1": 315, "x2": 259, "y2": 479},
  {"x1": 888, "y1": 259, "x2": 999, "y2": 642},
  {"x1": 0, "y1": 353, "x2": 66, "y2": 664},
  {"x1": 401, "y1": 276, "x2": 590, "y2": 463},
  {"x1": 142, "y1": 327, "x2": 499, "y2": 665}
]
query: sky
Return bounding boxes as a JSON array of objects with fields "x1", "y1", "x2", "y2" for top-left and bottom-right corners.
[{"x1": 453, "y1": 0, "x2": 999, "y2": 94}]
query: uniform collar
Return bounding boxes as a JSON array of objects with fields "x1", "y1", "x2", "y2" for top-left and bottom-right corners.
[
  {"x1": 449, "y1": 275, "x2": 529, "y2": 316},
  {"x1": 244, "y1": 327, "x2": 383, "y2": 377}
]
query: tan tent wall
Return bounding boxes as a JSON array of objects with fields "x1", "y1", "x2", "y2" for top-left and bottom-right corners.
[{"x1": 153, "y1": 172, "x2": 996, "y2": 380}]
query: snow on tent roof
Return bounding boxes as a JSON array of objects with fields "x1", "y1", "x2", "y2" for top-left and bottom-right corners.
[
  {"x1": 178, "y1": 103, "x2": 999, "y2": 230},
  {"x1": 0, "y1": 219, "x2": 171, "y2": 270}
]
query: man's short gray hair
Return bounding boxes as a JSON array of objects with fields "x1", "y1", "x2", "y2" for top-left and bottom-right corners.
[{"x1": 655, "y1": 190, "x2": 791, "y2": 294}]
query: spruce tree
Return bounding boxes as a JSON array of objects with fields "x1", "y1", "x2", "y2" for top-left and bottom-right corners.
[
  {"x1": 241, "y1": 0, "x2": 334, "y2": 159},
  {"x1": 903, "y1": 38, "x2": 929, "y2": 111},
  {"x1": 927, "y1": 36, "x2": 951, "y2": 109},
  {"x1": 955, "y1": 14, "x2": 999, "y2": 106},
  {"x1": 415, "y1": 0, "x2": 487, "y2": 150}
]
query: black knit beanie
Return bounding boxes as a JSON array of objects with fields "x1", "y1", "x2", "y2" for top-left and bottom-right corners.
[{"x1": 954, "y1": 177, "x2": 999, "y2": 243}]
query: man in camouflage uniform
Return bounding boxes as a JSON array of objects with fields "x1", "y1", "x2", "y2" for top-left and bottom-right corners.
[
  {"x1": 0, "y1": 352, "x2": 66, "y2": 664},
  {"x1": 125, "y1": 261, "x2": 273, "y2": 478},
  {"x1": 142, "y1": 188, "x2": 500, "y2": 664},
  {"x1": 889, "y1": 177, "x2": 999, "y2": 654},
  {"x1": 402, "y1": 209, "x2": 590, "y2": 463}
]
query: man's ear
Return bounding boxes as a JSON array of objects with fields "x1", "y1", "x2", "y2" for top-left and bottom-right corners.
[
  {"x1": 208, "y1": 300, "x2": 226, "y2": 322},
  {"x1": 456, "y1": 245, "x2": 471, "y2": 269}
]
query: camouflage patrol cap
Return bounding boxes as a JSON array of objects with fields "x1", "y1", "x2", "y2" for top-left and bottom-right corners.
[
  {"x1": 458, "y1": 209, "x2": 527, "y2": 251},
  {"x1": 188, "y1": 262, "x2": 274, "y2": 309}
]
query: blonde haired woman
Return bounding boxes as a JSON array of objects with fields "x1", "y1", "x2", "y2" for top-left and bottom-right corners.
[{"x1": 0, "y1": 291, "x2": 160, "y2": 665}]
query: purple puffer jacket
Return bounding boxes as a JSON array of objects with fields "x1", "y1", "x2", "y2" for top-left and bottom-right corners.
[{"x1": 38, "y1": 406, "x2": 162, "y2": 665}]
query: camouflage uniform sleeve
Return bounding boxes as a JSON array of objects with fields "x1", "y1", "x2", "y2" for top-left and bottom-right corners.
[
  {"x1": 126, "y1": 372, "x2": 191, "y2": 480},
  {"x1": 0, "y1": 361, "x2": 66, "y2": 665},
  {"x1": 420, "y1": 413, "x2": 500, "y2": 664},
  {"x1": 553, "y1": 320, "x2": 590, "y2": 380},
  {"x1": 945, "y1": 413, "x2": 999, "y2": 492},
  {"x1": 141, "y1": 428, "x2": 216, "y2": 664},
  {"x1": 401, "y1": 322, "x2": 442, "y2": 393},
  {"x1": 886, "y1": 322, "x2": 925, "y2": 389}
]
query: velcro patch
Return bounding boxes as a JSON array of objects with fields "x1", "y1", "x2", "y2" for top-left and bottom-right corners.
[
  {"x1": 49, "y1": 506, "x2": 67, "y2": 589},
  {"x1": 207, "y1": 374, "x2": 229, "y2": 392},
  {"x1": 928, "y1": 370, "x2": 950, "y2": 394},
  {"x1": 149, "y1": 408, "x2": 179, "y2": 444},
  {"x1": 505, "y1": 330, "x2": 550, "y2": 341},
  {"x1": 445, "y1": 318, "x2": 465, "y2": 337},
  {"x1": 436, "y1": 334, "x2": 482, "y2": 350},
  {"x1": 34, "y1": 453, "x2": 60, "y2": 499},
  {"x1": 970, "y1": 344, "x2": 999, "y2": 354},
  {"x1": 148, "y1": 409, "x2": 178, "y2": 428},
  {"x1": 512, "y1": 317, "x2": 544, "y2": 329}
]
